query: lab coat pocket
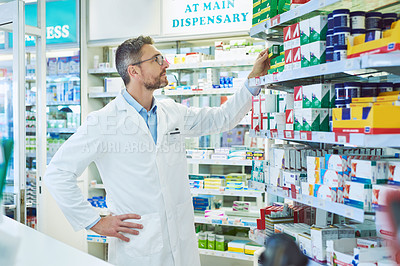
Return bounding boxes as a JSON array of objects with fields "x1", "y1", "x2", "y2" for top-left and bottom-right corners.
[
  {"x1": 165, "y1": 142, "x2": 184, "y2": 166},
  {"x1": 176, "y1": 201, "x2": 195, "y2": 241},
  {"x1": 123, "y1": 212, "x2": 163, "y2": 257}
]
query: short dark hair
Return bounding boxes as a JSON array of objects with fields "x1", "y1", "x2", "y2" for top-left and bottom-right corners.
[{"x1": 115, "y1": 35, "x2": 154, "y2": 85}]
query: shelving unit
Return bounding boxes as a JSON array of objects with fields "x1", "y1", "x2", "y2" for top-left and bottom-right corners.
[
  {"x1": 249, "y1": 129, "x2": 400, "y2": 147},
  {"x1": 191, "y1": 188, "x2": 262, "y2": 197},
  {"x1": 187, "y1": 159, "x2": 253, "y2": 166},
  {"x1": 198, "y1": 249, "x2": 254, "y2": 261},
  {"x1": 266, "y1": 186, "x2": 365, "y2": 222},
  {"x1": 248, "y1": 53, "x2": 400, "y2": 89}
]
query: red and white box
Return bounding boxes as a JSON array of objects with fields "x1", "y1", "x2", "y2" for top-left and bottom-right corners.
[
  {"x1": 291, "y1": 23, "x2": 300, "y2": 48},
  {"x1": 292, "y1": 46, "x2": 301, "y2": 70},
  {"x1": 285, "y1": 49, "x2": 293, "y2": 71},
  {"x1": 285, "y1": 109, "x2": 294, "y2": 130},
  {"x1": 294, "y1": 86, "x2": 303, "y2": 109},
  {"x1": 283, "y1": 25, "x2": 292, "y2": 50}
]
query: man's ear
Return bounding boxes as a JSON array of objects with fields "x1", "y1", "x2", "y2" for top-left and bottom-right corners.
[{"x1": 127, "y1": 65, "x2": 140, "y2": 79}]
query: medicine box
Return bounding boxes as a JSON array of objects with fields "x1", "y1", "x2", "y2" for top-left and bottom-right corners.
[
  {"x1": 277, "y1": 93, "x2": 294, "y2": 112},
  {"x1": 301, "y1": 182, "x2": 314, "y2": 196},
  {"x1": 294, "y1": 86, "x2": 303, "y2": 109},
  {"x1": 319, "y1": 109, "x2": 329, "y2": 132},
  {"x1": 244, "y1": 244, "x2": 262, "y2": 255},
  {"x1": 269, "y1": 167, "x2": 282, "y2": 187},
  {"x1": 260, "y1": 94, "x2": 277, "y2": 114},
  {"x1": 314, "y1": 184, "x2": 338, "y2": 202},
  {"x1": 282, "y1": 170, "x2": 301, "y2": 188},
  {"x1": 309, "y1": 15, "x2": 328, "y2": 43},
  {"x1": 294, "y1": 109, "x2": 303, "y2": 131},
  {"x1": 372, "y1": 184, "x2": 400, "y2": 209},
  {"x1": 307, "y1": 156, "x2": 325, "y2": 183},
  {"x1": 228, "y1": 240, "x2": 249, "y2": 253},
  {"x1": 47, "y1": 58, "x2": 58, "y2": 75},
  {"x1": 298, "y1": 233, "x2": 312, "y2": 258},
  {"x1": 325, "y1": 154, "x2": 348, "y2": 172},
  {"x1": 302, "y1": 108, "x2": 320, "y2": 131},
  {"x1": 301, "y1": 44, "x2": 310, "y2": 68},
  {"x1": 300, "y1": 19, "x2": 310, "y2": 45},
  {"x1": 285, "y1": 109, "x2": 294, "y2": 130},
  {"x1": 283, "y1": 25, "x2": 292, "y2": 50},
  {"x1": 57, "y1": 57, "x2": 70, "y2": 74},
  {"x1": 343, "y1": 181, "x2": 372, "y2": 211},
  {"x1": 311, "y1": 226, "x2": 338, "y2": 263},
  {"x1": 350, "y1": 159, "x2": 379, "y2": 184},
  {"x1": 303, "y1": 84, "x2": 330, "y2": 108},
  {"x1": 105, "y1": 77, "x2": 125, "y2": 92},
  {"x1": 291, "y1": 23, "x2": 301, "y2": 48},
  {"x1": 309, "y1": 41, "x2": 326, "y2": 66},
  {"x1": 292, "y1": 46, "x2": 302, "y2": 69},
  {"x1": 321, "y1": 169, "x2": 344, "y2": 187},
  {"x1": 284, "y1": 49, "x2": 293, "y2": 70},
  {"x1": 388, "y1": 160, "x2": 400, "y2": 185}
]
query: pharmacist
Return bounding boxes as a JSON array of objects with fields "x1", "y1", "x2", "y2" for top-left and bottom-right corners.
[{"x1": 44, "y1": 35, "x2": 270, "y2": 266}]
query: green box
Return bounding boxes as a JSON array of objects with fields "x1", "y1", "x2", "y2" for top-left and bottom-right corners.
[
  {"x1": 300, "y1": 19, "x2": 310, "y2": 45},
  {"x1": 216, "y1": 235, "x2": 226, "y2": 251},
  {"x1": 268, "y1": 68, "x2": 277, "y2": 74},
  {"x1": 303, "y1": 84, "x2": 330, "y2": 108},
  {"x1": 294, "y1": 109, "x2": 303, "y2": 131},
  {"x1": 275, "y1": 54, "x2": 285, "y2": 64},
  {"x1": 253, "y1": 1, "x2": 262, "y2": 15},
  {"x1": 269, "y1": 0, "x2": 278, "y2": 17},
  {"x1": 269, "y1": 44, "x2": 281, "y2": 59},
  {"x1": 302, "y1": 109, "x2": 320, "y2": 131},
  {"x1": 319, "y1": 109, "x2": 329, "y2": 132},
  {"x1": 328, "y1": 84, "x2": 335, "y2": 108},
  {"x1": 252, "y1": 14, "x2": 261, "y2": 26},
  {"x1": 198, "y1": 232, "x2": 207, "y2": 249},
  {"x1": 301, "y1": 44, "x2": 310, "y2": 68},
  {"x1": 309, "y1": 15, "x2": 328, "y2": 42},
  {"x1": 207, "y1": 233, "x2": 216, "y2": 250},
  {"x1": 309, "y1": 41, "x2": 326, "y2": 66},
  {"x1": 260, "y1": 10, "x2": 270, "y2": 22}
]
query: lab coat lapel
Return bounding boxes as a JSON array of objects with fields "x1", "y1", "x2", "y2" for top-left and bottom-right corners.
[
  {"x1": 115, "y1": 93, "x2": 149, "y2": 135},
  {"x1": 156, "y1": 102, "x2": 168, "y2": 147}
]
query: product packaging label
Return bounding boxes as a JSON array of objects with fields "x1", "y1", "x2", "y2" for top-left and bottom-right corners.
[
  {"x1": 294, "y1": 109, "x2": 303, "y2": 131},
  {"x1": 300, "y1": 19, "x2": 310, "y2": 45},
  {"x1": 300, "y1": 44, "x2": 310, "y2": 68},
  {"x1": 294, "y1": 86, "x2": 303, "y2": 109},
  {"x1": 292, "y1": 46, "x2": 302, "y2": 69},
  {"x1": 309, "y1": 15, "x2": 328, "y2": 42},
  {"x1": 309, "y1": 41, "x2": 327, "y2": 66},
  {"x1": 302, "y1": 109, "x2": 320, "y2": 131}
]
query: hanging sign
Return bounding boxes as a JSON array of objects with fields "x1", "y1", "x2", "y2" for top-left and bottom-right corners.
[{"x1": 163, "y1": 0, "x2": 252, "y2": 36}]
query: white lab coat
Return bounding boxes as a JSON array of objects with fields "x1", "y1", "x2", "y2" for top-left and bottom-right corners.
[{"x1": 44, "y1": 82, "x2": 254, "y2": 266}]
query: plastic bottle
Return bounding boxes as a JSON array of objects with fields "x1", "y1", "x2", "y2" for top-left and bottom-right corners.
[
  {"x1": 350, "y1": 11, "x2": 366, "y2": 30},
  {"x1": 333, "y1": 9, "x2": 350, "y2": 28}
]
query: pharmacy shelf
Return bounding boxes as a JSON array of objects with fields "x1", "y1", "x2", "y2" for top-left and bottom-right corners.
[
  {"x1": 168, "y1": 58, "x2": 256, "y2": 70},
  {"x1": 187, "y1": 159, "x2": 253, "y2": 166},
  {"x1": 250, "y1": 0, "x2": 340, "y2": 40},
  {"x1": 163, "y1": 88, "x2": 239, "y2": 96},
  {"x1": 191, "y1": 188, "x2": 263, "y2": 197},
  {"x1": 248, "y1": 180, "x2": 266, "y2": 192},
  {"x1": 87, "y1": 59, "x2": 255, "y2": 74},
  {"x1": 194, "y1": 214, "x2": 257, "y2": 228},
  {"x1": 249, "y1": 129, "x2": 400, "y2": 148},
  {"x1": 265, "y1": 186, "x2": 365, "y2": 222},
  {"x1": 88, "y1": 91, "x2": 119, "y2": 98},
  {"x1": 249, "y1": 229, "x2": 326, "y2": 265},
  {"x1": 248, "y1": 53, "x2": 400, "y2": 87},
  {"x1": 47, "y1": 101, "x2": 80, "y2": 106},
  {"x1": 26, "y1": 128, "x2": 77, "y2": 133},
  {"x1": 198, "y1": 249, "x2": 254, "y2": 261}
]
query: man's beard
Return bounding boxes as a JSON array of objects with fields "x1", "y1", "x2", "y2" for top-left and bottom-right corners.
[{"x1": 143, "y1": 74, "x2": 167, "y2": 91}]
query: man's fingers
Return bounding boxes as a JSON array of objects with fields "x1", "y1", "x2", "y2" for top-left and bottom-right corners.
[
  {"x1": 120, "y1": 221, "x2": 143, "y2": 229},
  {"x1": 118, "y1": 227, "x2": 140, "y2": 235},
  {"x1": 115, "y1": 233, "x2": 130, "y2": 242},
  {"x1": 118, "y1": 213, "x2": 141, "y2": 220}
]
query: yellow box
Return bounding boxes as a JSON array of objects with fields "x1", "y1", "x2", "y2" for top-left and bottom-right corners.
[
  {"x1": 349, "y1": 103, "x2": 373, "y2": 108},
  {"x1": 379, "y1": 91, "x2": 400, "y2": 96},
  {"x1": 332, "y1": 106, "x2": 400, "y2": 134},
  {"x1": 374, "y1": 101, "x2": 400, "y2": 106},
  {"x1": 228, "y1": 247, "x2": 244, "y2": 253},
  {"x1": 352, "y1": 97, "x2": 376, "y2": 103},
  {"x1": 347, "y1": 20, "x2": 400, "y2": 58},
  {"x1": 377, "y1": 95, "x2": 400, "y2": 102}
]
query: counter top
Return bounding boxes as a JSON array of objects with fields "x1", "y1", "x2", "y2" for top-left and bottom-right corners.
[{"x1": 0, "y1": 215, "x2": 111, "y2": 266}]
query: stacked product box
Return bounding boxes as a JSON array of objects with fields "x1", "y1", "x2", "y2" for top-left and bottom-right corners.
[
  {"x1": 251, "y1": 91, "x2": 294, "y2": 131},
  {"x1": 333, "y1": 90, "x2": 400, "y2": 134},
  {"x1": 293, "y1": 83, "x2": 334, "y2": 132},
  {"x1": 233, "y1": 201, "x2": 250, "y2": 212},
  {"x1": 193, "y1": 195, "x2": 215, "y2": 211},
  {"x1": 284, "y1": 15, "x2": 327, "y2": 71}
]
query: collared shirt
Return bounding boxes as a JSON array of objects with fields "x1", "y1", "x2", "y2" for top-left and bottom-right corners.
[{"x1": 122, "y1": 89, "x2": 158, "y2": 144}]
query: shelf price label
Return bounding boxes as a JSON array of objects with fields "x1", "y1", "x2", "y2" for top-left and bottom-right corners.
[
  {"x1": 345, "y1": 59, "x2": 355, "y2": 70},
  {"x1": 335, "y1": 132, "x2": 350, "y2": 144},
  {"x1": 306, "y1": 197, "x2": 313, "y2": 205},
  {"x1": 255, "y1": 77, "x2": 261, "y2": 86},
  {"x1": 270, "y1": 15, "x2": 281, "y2": 27},
  {"x1": 284, "y1": 130, "x2": 294, "y2": 139},
  {"x1": 318, "y1": 199, "x2": 326, "y2": 208},
  {"x1": 320, "y1": 63, "x2": 328, "y2": 73},
  {"x1": 272, "y1": 73, "x2": 279, "y2": 82},
  {"x1": 300, "y1": 131, "x2": 312, "y2": 140}
]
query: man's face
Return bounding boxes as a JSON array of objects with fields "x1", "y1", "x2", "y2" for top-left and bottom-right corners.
[{"x1": 136, "y1": 44, "x2": 169, "y2": 91}]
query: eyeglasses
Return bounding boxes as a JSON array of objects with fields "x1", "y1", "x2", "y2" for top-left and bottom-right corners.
[{"x1": 131, "y1": 54, "x2": 165, "y2": 66}]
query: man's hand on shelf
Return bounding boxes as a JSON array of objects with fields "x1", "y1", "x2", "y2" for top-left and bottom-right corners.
[
  {"x1": 248, "y1": 49, "x2": 270, "y2": 79},
  {"x1": 91, "y1": 213, "x2": 143, "y2": 242}
]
